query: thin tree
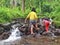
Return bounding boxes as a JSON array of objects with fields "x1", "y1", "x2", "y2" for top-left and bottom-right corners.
[
  {"x1": 10, "y1": 0, "x2": 17, "y2": 8},
  {"x1": 22, "y1": 0, "x2": 25, "y2": 12}
]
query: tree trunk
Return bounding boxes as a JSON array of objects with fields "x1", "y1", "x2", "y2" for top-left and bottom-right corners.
[
  {"x1": 22, "y1": 0, "x2": 25, "y2": 12},
  {"x1": 40, "y1": 0, "x2": 43, "y2": 14},
  {"x1": 10, "y1": 0, "x2": 17, "y2": 8}
]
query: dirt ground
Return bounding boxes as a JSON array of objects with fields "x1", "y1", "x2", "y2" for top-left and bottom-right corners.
[{"x1": 11, "y1": 36, "x2": 60, "y2": 45}]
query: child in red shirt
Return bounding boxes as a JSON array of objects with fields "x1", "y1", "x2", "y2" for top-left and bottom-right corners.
[{"x1": 43, "y1": 18, "x2": 50, "y2": 32}]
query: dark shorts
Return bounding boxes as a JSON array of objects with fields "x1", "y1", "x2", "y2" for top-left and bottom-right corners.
[{"x1": 29, "y1": 20, "x2": 37, "y2": 26}]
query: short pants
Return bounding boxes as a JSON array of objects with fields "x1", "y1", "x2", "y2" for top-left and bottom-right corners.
[{"x1": 29, "y1": 20, "x2": 37, "y2": 27}]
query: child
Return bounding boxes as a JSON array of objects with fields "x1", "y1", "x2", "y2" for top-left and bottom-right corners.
[
  {"x1": 43, "y1": 18, "x2": 50, "y2": 32},
  {"x1": 25, "y1": 8, "x2": 38, "y2": 34}
]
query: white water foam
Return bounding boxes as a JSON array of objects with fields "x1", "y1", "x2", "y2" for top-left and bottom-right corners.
[
  {"x1": 0, "y1": 27, "x2": 21, "y2": 45},
  {"x1": 3, "y1": 27, "x2": 21, "y2": 42}
]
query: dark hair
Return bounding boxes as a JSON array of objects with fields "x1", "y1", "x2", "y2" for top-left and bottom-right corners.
[
  {"x1": 44, "y1": 17, "x2": 50, "y2": 21},
  {"x1": 31, "y1": 8, "x2": 36, "y2": 12}
]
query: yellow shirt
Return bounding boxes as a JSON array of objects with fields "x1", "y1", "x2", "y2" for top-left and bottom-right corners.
[{"x1": 26, "y1": 11, "x2": 38, "y2": 20}]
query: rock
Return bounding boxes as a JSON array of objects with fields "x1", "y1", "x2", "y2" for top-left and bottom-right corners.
[
  {"x1": 54, "y1": 40, "x2": 58, "y2": 42},
  {"x1": 0, "y1": 32, "x2": 11, "y2": 40}
]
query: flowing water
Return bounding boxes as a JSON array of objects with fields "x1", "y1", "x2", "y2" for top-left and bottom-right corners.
[{"x1": 0, "y1": 26, "x2": 21, "y2": 45}]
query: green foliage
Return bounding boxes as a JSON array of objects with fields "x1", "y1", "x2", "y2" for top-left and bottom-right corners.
[
  {"x1": 42, "y1": 4, "x2": 53, "y2": 13},
  {"x1": 53, "y1": 21, "x2": 60, "y2": 28},
  {"x1": 0, "y1": 0, "x2": 60, "y2": 27},
  {"x1": 0, "y1": 7, "x2": 21, "y2": 23}
]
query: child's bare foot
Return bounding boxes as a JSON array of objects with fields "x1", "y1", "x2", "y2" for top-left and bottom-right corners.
[{"x1": 31, "y1": 32, "x2": 35, "y2": 35}]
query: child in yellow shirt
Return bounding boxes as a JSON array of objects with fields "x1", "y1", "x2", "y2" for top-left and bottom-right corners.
[{"x1": 25, "y1": 8, "x2": 38, "y2": 34}]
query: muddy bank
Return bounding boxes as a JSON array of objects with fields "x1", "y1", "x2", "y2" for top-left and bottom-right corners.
[
  {"x1": 0, "y1": 36, "x2": 60, "y2": 45},
  {"x1": 9, "y1": 36, "x2": 60, "y2": 45}
]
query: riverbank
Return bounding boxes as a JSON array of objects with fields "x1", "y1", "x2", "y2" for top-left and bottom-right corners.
[{"x1": 2, "y1": 36, "x2": 60, "y2": 45}]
